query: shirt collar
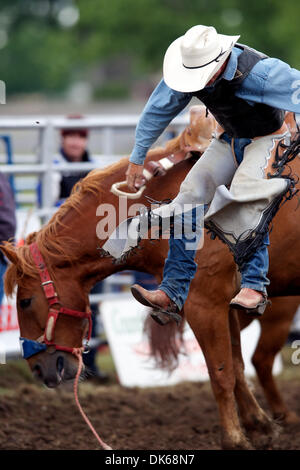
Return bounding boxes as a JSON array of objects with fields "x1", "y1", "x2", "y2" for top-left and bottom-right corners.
[
  {"x1": 203, "y1": 46, "x2": 243, "y2": 90},
  {"x1": 221, "y1": 46, "x2": 243, "y2": 81}
]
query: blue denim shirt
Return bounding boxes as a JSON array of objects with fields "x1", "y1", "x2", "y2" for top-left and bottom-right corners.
[{"x1": 130, "y1": 46, "x2": 300, "y2": 165}]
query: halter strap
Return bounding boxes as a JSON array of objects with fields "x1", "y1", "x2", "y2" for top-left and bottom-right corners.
[
  {"x1": 29, "y1": 242, "x2": 59, "y2": 306},
  {"x1": 20, "y1": 242, "x2": 92, "y2": 358}
]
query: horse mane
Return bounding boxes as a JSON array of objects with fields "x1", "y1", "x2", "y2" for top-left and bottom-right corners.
[
  {"x1": 3, "y1": 134, "x2": 184, "y2": 297},
  {"x1": 4, "y1": 158, "x2": 129, "y2": 295},
  {"x1": 35, "y1": 157, "x2": 130, "y2": 260},
  {"x1": 30, "y1": 134, "x2": 181, "y2": 265},
  {"x1": 4, "y1": 243, "x2": 39, "y2": 296}
]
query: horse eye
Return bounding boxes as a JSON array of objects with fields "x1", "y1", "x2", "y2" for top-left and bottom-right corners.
[{"x1": 20, "y1": 298, "x2": 32, "y2": 309}]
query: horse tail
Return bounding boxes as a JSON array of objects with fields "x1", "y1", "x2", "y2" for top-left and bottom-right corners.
[{"x1": 143, "y1": 309, "x2": 185, "y2": 372}]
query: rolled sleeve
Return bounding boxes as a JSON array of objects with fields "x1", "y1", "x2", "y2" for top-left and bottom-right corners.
[{"x1": 130, "y1": 145, "x2": 148, "y2": 165}]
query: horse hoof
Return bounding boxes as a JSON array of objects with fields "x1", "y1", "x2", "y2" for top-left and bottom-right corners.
[
  {"x1": 247, "y1": 420, "x2": 280, "y2": 449},
  {"x1": 274, "y1": 411, "x2": 300, "y2": 426},
  {"x1": 221, "y1": 429, "x2": 254, "y2": 450},
  {"x1": 221, "y1": 434, "x2": 253, "y2": 450}
]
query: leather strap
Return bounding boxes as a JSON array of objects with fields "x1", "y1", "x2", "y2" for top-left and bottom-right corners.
[
  {"x1": 28, "y1": 242, "x2": 92, "y2": 353},
  {"x1": 29, "y1": 243, "x2": 59, "y2": 306}
]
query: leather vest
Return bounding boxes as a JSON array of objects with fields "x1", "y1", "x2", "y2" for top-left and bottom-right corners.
[{"x1": 193, "y1": 44, "x2": 285, "y2": 138}]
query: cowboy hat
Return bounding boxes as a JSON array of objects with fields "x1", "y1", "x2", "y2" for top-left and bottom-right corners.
[{"x1": 163, "y1": 25, "x2": 240, "y2": 93}]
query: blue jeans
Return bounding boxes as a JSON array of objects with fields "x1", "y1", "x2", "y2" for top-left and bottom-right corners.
[
  {"x1": 159, "y1": 207, "x2": 202, "y2": 310},
  {"x1": 0, "y1": 257, "x2": 7, "y2": 306},
  {"x1": 239, "y1": 233, "x2": 270, "y2": 293},
  {"x1": 158, "y1": 133, "x2": 271, "y2": 310},
  {"x1": 159, "y1": 209, "x2": 270, "y2": 310}
]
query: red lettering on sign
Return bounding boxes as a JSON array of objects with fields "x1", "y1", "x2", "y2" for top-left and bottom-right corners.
[{"x1": 0, "y1": 304, "x2": 19, "y2": 331}]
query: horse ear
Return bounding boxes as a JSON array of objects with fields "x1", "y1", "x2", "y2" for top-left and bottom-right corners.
[{"x1": 0, "y1": 242, "x2": 19, "y2": 266}]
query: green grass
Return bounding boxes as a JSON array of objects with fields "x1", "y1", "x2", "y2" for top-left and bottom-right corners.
[
  {"x1": 95, "y1": 346, "x2": 118, "y2": 385},
  {"x1": 0, "y1": 347, "x2": 118, "y2": 395},
  {"x1": 0, "y1": 386, "x2": 16, "y2": 396},
  {"x1": 0, "y1": 358, "x2": 36, "y2": 382},
  {"x1": 0, "y1": 344, "x2": 299, "y2": 397}
]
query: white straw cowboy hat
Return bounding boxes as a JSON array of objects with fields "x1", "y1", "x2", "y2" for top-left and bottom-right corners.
[{"x1": 163, "y1": 25, "x2": 240, "y2": 93}]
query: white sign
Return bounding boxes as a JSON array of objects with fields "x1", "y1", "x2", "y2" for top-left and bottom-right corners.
[
  {"x1": 0, "y1": 294, "x2": 20, "y2": 357},
  {"x1": 0, "y1": 209, "x2": 42, "y2": 357},
  {"x1": 101, "y1": 298, "x2": 282, "y2": 388}
]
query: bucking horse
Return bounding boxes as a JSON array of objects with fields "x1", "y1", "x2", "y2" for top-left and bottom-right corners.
[{"x1": 1, "y1": 106, "x2": 300, "y2": 449}]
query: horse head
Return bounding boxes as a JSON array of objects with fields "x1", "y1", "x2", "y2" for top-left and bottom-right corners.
[{"x1": 0, "y1": 240, "x2": 91, "y2": 388}]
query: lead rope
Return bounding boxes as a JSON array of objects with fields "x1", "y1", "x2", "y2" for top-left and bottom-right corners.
[{"x1": 72, "y1": 348, "x2": 112, "y2": 450}]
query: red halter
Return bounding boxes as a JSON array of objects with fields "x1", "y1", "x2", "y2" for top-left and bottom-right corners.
[{"x1": 29, "y1": 242, "x2": 92, "y2": 355}]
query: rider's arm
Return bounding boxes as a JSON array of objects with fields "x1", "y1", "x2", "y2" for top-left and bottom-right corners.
[
  {"x1": 130, "y1": 79, "x2": 192, "y2": 166},
  {"x1": 237, "y1": 57, "x2": 300, "y2": 113}
]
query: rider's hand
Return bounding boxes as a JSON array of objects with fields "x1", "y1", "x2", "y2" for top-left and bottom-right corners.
[{"x1": 126, "y1": 162, "x2": 145, "y2": 191}]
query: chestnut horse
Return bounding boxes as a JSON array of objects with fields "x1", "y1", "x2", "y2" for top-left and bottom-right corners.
[{"x1": 2, "y1": 118, "x2": 300, "y2": 449}]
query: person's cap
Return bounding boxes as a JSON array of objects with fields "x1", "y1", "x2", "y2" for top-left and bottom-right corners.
[
  {"x1": 163, "y1": 25, "x2": 240, "y2": 93},
  {"x1": 60, "y1": 114, "x2": 89, "y2": 137}
]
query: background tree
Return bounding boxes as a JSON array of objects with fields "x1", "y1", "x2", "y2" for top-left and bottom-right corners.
[{"x1": 0, "y1": 0, "x2": 299, "y2": 98}]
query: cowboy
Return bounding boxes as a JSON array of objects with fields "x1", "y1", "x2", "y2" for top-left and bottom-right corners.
[{"x1": 109, "y1": 25, "x2": 300, "y2": 324}]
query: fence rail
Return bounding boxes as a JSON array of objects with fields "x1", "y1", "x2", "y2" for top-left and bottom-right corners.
[
  {"x1": 0, "y1": 114, "x2": 188, "y2": 129},
  {"x1": 0, "y1": 112, "x2": 189, "y2": 295},
  {"x1": 0, "y1": 113, "x2": 188, "y2": 211}
]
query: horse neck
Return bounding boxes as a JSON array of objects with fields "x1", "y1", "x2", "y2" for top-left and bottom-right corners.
[{"x1": 41, "y1": 155, "x2": 195, "y2": 291}]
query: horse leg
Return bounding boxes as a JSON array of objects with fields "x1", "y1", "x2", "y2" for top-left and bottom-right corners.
[
  {"x1": 185, "y1": 299, "x2": 252, "y2": 450},
  {"x1": 251, "y1": 297, "x2": 300, "y2": 424},
  {"x1": 229, "y1": 308, "x2": 280, "y2": 448}
]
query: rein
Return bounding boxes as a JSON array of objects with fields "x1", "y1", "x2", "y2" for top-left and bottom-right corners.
[{"x1": 72, "y1": 349, "x2": 112, "y2": 450}]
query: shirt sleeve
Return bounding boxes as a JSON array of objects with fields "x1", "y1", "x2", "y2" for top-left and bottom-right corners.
[
  {"x1": 130, "y1": 79, "x2": 192, "y2": 165},
  {"x1": 237, "y1": 57, "x2": 300, "y2": 113}
]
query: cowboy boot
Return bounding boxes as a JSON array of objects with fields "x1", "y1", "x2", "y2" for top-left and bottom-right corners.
[
  {"x1": 131, "y1": 284, "x2": 182, "y2": 326},
  {"x1": 230, "y1": 287, "x2": 270, "y2": 316}
]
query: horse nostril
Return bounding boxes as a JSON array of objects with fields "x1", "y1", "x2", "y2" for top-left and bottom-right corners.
[
  {"x1": 56, "y1": 356, "x2": 64, "y2": 377},
  {"x1": 33, "y1": 363, "x2": 43, "y2": 381}
]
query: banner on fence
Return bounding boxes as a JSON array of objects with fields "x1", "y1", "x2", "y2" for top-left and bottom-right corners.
[
  {"x1": 0, "y1": 210, "x2": 42, "y2": 358},
  {"x1": 0, "y1": 294, "x2": 19, "y2": 357}
]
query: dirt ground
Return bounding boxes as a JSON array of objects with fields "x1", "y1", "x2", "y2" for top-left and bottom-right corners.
[{"x1": 0, "y1": 363, "x2": 300, "y2": 450}]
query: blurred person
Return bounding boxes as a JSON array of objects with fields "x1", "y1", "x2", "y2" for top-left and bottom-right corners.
[
  {"x1": 52, "y1": 117, "x2": 109, "y2": 383},
  {"x1": 52, "y1": 116, "x2": 91, "y2": 205},
  {"x1": 0, "y1": 173, "x2": 16, "y2": 305},
  {"x1": 104, "y1": 24, "x2": 300, "y2": 324}
]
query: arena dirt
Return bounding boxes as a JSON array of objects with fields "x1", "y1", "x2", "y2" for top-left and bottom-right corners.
[{"x1": 0, "y1": 377, "x2": 300, "y2": 450}]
